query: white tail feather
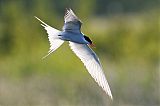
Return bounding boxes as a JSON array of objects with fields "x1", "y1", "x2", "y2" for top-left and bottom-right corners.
[{"x1": 35, "y1": 16, "x2": 64, "y2": 58}]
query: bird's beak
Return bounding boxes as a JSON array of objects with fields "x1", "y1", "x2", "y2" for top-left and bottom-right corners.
[{"x1": 89, "y1": 43, "x2": 96, "y2": 48}]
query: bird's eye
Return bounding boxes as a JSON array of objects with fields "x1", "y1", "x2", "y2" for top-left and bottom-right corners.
[{"x1": 84, "y1": 35, "x2": 92, "y2": 44}]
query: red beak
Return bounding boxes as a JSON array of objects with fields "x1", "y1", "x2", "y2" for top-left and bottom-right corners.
[{"x1": 89, "y1": 43, "x2": 96, "y2": 48}]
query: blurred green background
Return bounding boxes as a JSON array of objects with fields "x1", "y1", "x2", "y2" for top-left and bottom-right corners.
[{"x1": 0, "y1": 0, "x2": 159, "y2": 106}]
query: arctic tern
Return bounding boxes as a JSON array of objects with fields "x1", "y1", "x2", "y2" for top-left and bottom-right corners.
[{"x1": 35, "y1": 8, "x2": 113, "y2": 99}]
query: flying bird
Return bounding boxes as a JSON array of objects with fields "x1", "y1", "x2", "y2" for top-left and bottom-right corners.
[{"x1": 35, "y1": 8, "x2": 113, "y2": 99}]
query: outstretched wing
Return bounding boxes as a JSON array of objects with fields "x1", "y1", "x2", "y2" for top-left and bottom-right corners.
[
  {"x1": 35, "y1": 16, "x2": 64, "y2": 58},
  {"x1": 63, "y1": 8, "x2": 82, "y2": 33},
  {"x1": 69, "y1": 41, "x2": 113, "y2": 99}
]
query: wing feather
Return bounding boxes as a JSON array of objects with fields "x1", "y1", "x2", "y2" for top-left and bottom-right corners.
[
  {"x1": 63, "y1": 8, "x2": 82, "y2": 33},
  {"x1": 69, "y1": 42, "x2": 113, "y2": 99},
  {"x1": 64, "y1": 8, "x2": 82, "y2": 23}
]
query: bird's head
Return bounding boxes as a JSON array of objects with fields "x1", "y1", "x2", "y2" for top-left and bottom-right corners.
[{"x1": 84, "y1": 35, "x2": 95, "y2": 48}]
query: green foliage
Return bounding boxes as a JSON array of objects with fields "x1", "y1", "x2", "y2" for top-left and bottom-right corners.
[{"x1": 0, "y1": 0, "x2": 159, "y2": 106}]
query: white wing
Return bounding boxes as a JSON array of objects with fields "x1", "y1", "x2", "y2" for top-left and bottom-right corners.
[
  {"x1": 63, "y1": 8, "x2": 82, "y2": 33},
  {"x1": 69, "y1": 42, "x2": 113, "y2": 99},
  {"x1": 35, "y1": 16, "x2": 64, "y2": 58}
]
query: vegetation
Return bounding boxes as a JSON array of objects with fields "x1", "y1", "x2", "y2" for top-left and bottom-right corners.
[{"x1": 0, "y1": 0, "x2": 159, "y2": 106}]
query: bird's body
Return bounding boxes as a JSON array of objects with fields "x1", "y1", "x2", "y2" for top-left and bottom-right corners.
[
  {"x1": 35, "y1": 8, "x2": 113, "y2": 100},
  {"x1": 59, "y1": 31, "x2": 88, "y2": 44}
]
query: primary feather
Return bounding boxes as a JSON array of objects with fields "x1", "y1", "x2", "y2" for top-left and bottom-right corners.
[
  {"x1": 63, "y1": 8, "x2": 82, "y2": 33},
  {"x1": 69, "y1": 42, "x2": 113, "y2": 99}
]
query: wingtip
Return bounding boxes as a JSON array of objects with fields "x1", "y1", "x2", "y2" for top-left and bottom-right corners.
[
  {"x1": 107, "y1": 90, "x2": 113, "y2": 100},
  {"x1": 65, "y1": 8, "x2": 72, "y2": 11},
  {"x1": 65, "y1": 8, "x2": 73, "y2": 15},
  {"x1": 65, "y1": 8, "x2": 69, "y2": 11},
  {"x1": 110, "y1": 94, "x2": 113, "y2": 101},
  {"x1": 65, "y1": 8, "x2": 70, "y2": 17},
  {"x1": 106, "y1": 88, "x2": 113, "y2": 100},
  {"x1": 69, "y1": 8, "x2": 72, "y2": 11}
]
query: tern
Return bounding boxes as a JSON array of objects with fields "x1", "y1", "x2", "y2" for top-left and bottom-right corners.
[{"x1": 35, "y1": 8, "x2": 113, "y2": 99}]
